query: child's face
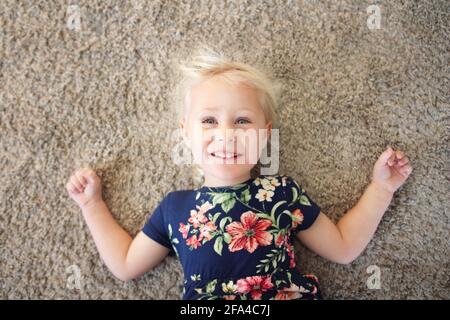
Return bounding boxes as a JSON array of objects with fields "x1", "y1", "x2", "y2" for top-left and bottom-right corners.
[{"x1": 180, "y1": 76, "x2": 272, "y2": 185}]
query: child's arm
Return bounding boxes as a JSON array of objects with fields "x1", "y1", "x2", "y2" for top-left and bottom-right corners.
[
  {"x1": 80, "y1": 200, "x2": 170, "y2": 281},
  {"x1": 297, "y1": 147, "x2": 413, "y2": 264},
  {"x1": 66, "y1": 168, "x2": 169, "y2": 282}
]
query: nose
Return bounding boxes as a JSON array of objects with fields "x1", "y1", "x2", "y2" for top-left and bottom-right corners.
[{"x1": 213, "y1": 127, "x2": 236, "y2": 143}]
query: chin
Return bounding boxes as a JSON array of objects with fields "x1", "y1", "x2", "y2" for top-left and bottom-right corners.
[{"x1": 204, "y1": 165, "x2": 252, "y2": 179}]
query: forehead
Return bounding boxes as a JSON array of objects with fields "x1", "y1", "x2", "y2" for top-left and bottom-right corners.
[{"x1": 189, "y1": 76, "x2": 261, "y2": 113}]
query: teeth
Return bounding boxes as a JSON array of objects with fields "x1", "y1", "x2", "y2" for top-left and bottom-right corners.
[{"x1": 213, "y1": 152, "x2": 237, "y2": 159}]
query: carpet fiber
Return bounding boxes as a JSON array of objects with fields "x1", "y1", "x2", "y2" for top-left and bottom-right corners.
[{"x1": 1, "y1": 0, "x2": 448, "y2": 299}]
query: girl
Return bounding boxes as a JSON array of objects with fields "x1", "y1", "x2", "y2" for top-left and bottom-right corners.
[{"x1": 66, "y1": 47, "x2": 413, "y2": 300}]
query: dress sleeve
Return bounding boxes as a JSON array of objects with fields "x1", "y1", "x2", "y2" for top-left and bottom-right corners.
[
  {"x1": 282, "y1": 176, "x2": 321, "y2": 233},
  {"x1": 142, "y1": 193, "x2": 176, "y2": 257}
]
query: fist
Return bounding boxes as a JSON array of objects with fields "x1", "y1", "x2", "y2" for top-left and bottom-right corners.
[
  {"x1": 66, "y1": 167, "x2": 103, "y2": 209},
  {"x1": 372, "y1": 147, "x2": 413, "y2": 194}
]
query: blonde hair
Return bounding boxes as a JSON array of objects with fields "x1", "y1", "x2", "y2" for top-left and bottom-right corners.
[{"x1": 171, "y1": 45, "x2": 282, "y2": 184}]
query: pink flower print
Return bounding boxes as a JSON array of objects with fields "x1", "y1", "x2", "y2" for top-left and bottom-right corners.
[
  {"x1": 275, "y1": 232, "x2": 286, "y2": 247},
  {"x1": 304, "y1": 274, "x2": 320, "y2": 284},
  {"x1": 197, "y1": 201, "x2": 214, "y2": 215},
  {"x1": 198, "y1": 221, "x2": 217, "y2": 241},
  {"x1": 179, "y1": 222, "x2": 190, "y2": 239},
  {"x1": 188, "y1": 209, "x2": 208, "y2": 228},
  {"x1": 310, "y1": 285, "x2": 317, "y2": 295},
  {"x1": 274, "y1": 283, "x2": 302, "y2": 300},
  {"x1": 291, "y1": 209, "x2": 304, "y2": 228},
  {"x1": 186, "y1": 234, "x2": 201, "y2": 249},
  {"x1": 225, "y1": 211, "x2": 273, "y2": 253},
  {"x1": 236, "y1": 275, "x2": 274, "y2": 300},
  {"x1": 187, "y1": 201, "x2": 213, "y2": 228},
  {"x1": 289, "y1": 254, "x2": 296, "y2": 268},
  {"x1": 286, "y1": 242, "x2": 296, "y2": 268}
]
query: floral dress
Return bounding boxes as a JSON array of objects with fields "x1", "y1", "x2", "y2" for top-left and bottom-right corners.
[{"x1": 142, "y1": 174, "x2": 323, "y2": 300}]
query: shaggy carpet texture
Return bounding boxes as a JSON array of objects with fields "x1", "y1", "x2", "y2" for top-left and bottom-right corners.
[{"x1": 1, "y1": 0, "x2": 448, "y2": 299}]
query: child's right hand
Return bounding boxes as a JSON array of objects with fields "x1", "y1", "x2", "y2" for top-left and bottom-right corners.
[{"x1": 66, "y1": 167, "x2": 103, "y2": 209}]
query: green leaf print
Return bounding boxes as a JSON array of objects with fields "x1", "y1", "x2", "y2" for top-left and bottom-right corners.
[
  {"x1": 256, "y1": 249, "x2": 285, "y2": 274},
  {"x1": 208, "y1": 192, "x2": 237, "y2": 213},
  {"x1": 211, "y1": 192, "x2": 233, "y2": 206},
  {"x1": 272, "y1": 259, "x2": 277, "y2": 269},
  {"x1": 211, "y1": 212, "x2": 222, "y2": 224},
  {"x1": 240, "y1": 188, "x2": 251, "y2": 203},
  {"x1": 206, "y1": 279, "x2": 217, "y2": 293},
  {"x1": 167, "y1": 224, "x2": 180, "y2": 257},
  {"x1": 270, "y1": 200, "x2": 286, "y2": 227},
  {"x1": 221, "y1": 198, "x2": 236, "y2": 213},
  {"x1": 219, "y1": 216, "x2": 232, "y2": 230},
  {"x1": 291, "y1": 186, "x2": 298, "y2": 204},
  {"x1": 299, "y1": 195, "x2": 311, "y2": 206},
  {"x1": 223, "y1": 232, "x2": 232, "y2": 244},
  {"x1": 213, "y1": 236, "x2": 224, "y2": 256}
]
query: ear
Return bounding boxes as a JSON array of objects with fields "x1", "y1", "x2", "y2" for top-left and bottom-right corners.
[{"x1": 179, "y1": 119, "x2": 190, "y2": 147}]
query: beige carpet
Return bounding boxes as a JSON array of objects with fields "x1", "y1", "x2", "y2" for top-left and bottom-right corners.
[{"x1": 1, "y1": 0, "x2": 448, "y2": 299}]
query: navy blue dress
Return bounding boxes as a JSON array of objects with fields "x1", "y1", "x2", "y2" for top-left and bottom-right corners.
[{"x1": 142, "y1": 174, "x2": 323, "y2": 300}]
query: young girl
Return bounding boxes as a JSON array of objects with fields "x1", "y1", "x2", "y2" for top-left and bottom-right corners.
[{"x1": 66, "y1": 47, "x2": 413, "y2": 300}]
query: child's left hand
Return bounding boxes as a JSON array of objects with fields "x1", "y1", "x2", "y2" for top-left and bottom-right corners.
[{"x1": 371, "y1": 146, "x2": 413, "y2": 194}]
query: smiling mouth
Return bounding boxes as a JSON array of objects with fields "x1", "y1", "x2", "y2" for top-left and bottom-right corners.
[{"x1": 210, "y1": 152, "x2": 241, "y2": 159}]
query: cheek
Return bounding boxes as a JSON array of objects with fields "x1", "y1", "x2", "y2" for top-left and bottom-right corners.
[
  {"x1": 238, "y1": 128, "x2": 267, "y2": 148},
  {"x1": 189, "y1": 128, "x2": 212, "y2": 151}
]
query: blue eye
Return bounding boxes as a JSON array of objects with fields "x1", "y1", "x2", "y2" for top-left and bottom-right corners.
[
  {"x1": 236, "y1": 118, "x2": 251, "y2": 124},
  {"x1": 201, "y1": 117, "x2": 251, "y2": 125},
  {"x1": 201, "y1": 117, "x2": 216, "y2": 124}
]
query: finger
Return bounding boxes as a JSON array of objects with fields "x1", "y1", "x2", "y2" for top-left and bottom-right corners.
[
  {"x1": 398, "y1": 164, "x2": 413, "y2": 176},
  {"x1": 74, "y1": 173, "x2": 86, "y2": 188},
  {"x1": 70, "y1": 176, "x2": 83, "y2": 192},
  {"x1": 403, "y1": 167, "x2": 413, "y2": 176},
  {"x1": 87, "y1": 173, "x2": 96, "y2": 184},
  {"x1": 397, "y1": 157, "x2": 409, "y2": 166},
  {"x1": 379, "y1": 147, "x2": 395, "y2": 165},
  {"x1": 395, "y1": 150, "x2": 405, "y2": 160},
  {"x1": 81, "y1": 175, "x2": 88, "y2": 186},
  {"x1": 86, "y1": 170, "x2": 99, "y2": 184},
  {"x1": 66, "y1": 182, "x2": 78, "y2": 194},
  {"x1": 76, "y1": 172, "x2": 88, "y2": 187},
  {"x1": 387, "y1": 153, "x2": 397, "y2": 166}
]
